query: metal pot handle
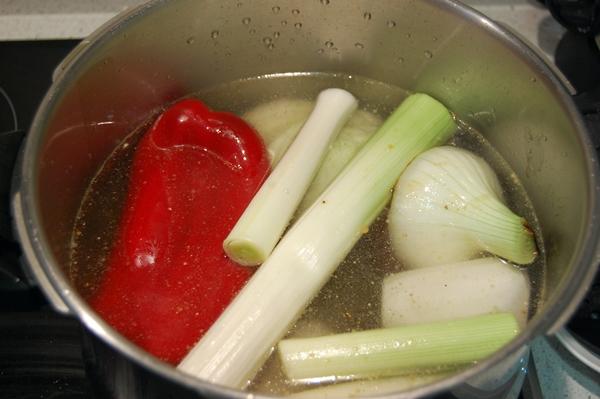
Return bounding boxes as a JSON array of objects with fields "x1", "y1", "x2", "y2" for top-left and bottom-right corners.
[
  {"x1": 574, "y1": 84, "x2": 600, "y2": 143},
  {"x1": 555, "y1": 327, "x2": 600, "y2": 373},
  {"x1": 11, "y1": 191, "x2": 70, "y2": 314}
]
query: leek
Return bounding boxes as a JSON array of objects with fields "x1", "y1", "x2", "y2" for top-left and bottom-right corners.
[
  {"x1": 388, "y1": 146, "x2": 537, "y2": 268},
  {"x1": 177, "y1": 93, "x2": 457, "y2": 388},
  {"x1": 278, "y1": 313, "x2": 519, "y2": 382},
  {"x1": 224, "y1": 88, "x2": 358, "y2": 266},
  {"x1": 381, "y1": 258, "x2": 530, "y2": 328}
]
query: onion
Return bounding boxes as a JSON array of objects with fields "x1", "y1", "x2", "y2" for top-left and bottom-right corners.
[{"x1": 388, "y1": 146, "x2": 537, "y2": 269}]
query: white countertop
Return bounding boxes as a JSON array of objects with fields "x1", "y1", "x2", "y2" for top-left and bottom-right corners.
[{"x1": 0, "y1": 0, "x2": 145, "y2": 40}]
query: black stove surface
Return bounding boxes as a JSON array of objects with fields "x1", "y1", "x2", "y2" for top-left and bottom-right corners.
[
  {"x1": 0, "y1": 31, "x2": 599, "y2": 399},
  {"x1": 0, "y1": 40, "x2": 93, "y2": 399},
  {"x1": 0, "y1": 40, "x2": 79, "y2": 244},
  {"x1": 0, "y1": 312, "x2": 91, "y2": 399},
  {"x1": 553, "y1": 32, "x2": 600, "y2": 354}
]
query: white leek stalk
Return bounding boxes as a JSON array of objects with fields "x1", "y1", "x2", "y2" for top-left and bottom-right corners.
[
  {"x1": 288, "y1": 373, "x2": 448, "y2": 398},
  {"x1": 177, "y1": 93, "x2": 457, "y2": 388},
  {"x1": 224, "y1": 88, "x2": 358, "y2": 266},
  {"x1": 278, "y1": 313, "x2": 519, "y2": 382},
  {"x1": 381, "y1": 258, "x2": 530, "y2": 328},
  {"x1": 388, "y1": 146, "x2": 537, "y2": 269}
]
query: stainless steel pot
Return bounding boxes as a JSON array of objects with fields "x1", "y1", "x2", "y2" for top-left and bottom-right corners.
[{"x1": 11, "y1": 0, "x2": 600, "y2": 397}]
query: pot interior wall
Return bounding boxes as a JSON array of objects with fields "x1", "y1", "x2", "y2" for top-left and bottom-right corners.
[{"x1": 33, "y1": 0, "x2": 588, "y2": 354}]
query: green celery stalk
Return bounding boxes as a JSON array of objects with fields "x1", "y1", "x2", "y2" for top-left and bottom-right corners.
[{"x1": 279, "y1": 313, "x2": 519, "y2": 382}]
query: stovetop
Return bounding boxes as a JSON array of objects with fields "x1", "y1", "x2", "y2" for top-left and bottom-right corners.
[
  {"x1": 0, "y1": 40, "x2": 93, "y2": 399},
  {"x1": 0, "y1": 2, "x2": 599, "y2": 398}
]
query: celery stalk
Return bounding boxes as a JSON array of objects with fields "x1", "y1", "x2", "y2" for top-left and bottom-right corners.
[
  {"x1": 224, "y1": 88, "x2": 358, "y2": 266},
  {"x1": 177, "y1": 93, "x2": 457, "y2": 388},
  {"x1": 279, "y1": 313, "x2": 519, "y2": 382}
]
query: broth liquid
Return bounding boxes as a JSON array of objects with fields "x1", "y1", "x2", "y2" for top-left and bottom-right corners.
[{"x1": 69, "y1": 73, "x2": 545, "y2": 396}]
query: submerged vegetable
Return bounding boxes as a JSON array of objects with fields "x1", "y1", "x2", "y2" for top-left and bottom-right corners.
[
  {"x1": 242, "y1": 97, "x2": 382, "y2": 214},
  {"x1": 388, "y1": 146, "x2": 537, "y2": 269},
  {"x1": 297, "y1": 108, "x2": 381, "y2": 215},
  {"x1": 89, "y1": 99, "x2": 269, "y2": 364},
  {"x1": 381, "y1": 258, "x2": 531, "y2": 328},
  {"x1": 278, "y1": 313, "x2": 519, "y2": 382},
  {"x1": 242, "y1": 98, "x2": 314, "y2": 165},
  {"x1": 224, "y1": 89, "x2": 358, "y2": 266},
  {"x1": 177, "y1": 93, "x2": 457, "y2": 388}
]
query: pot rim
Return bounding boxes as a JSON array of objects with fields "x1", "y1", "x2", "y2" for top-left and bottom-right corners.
[{"x1": 12, "y1": 0, "x2": 600, "y2": 397}]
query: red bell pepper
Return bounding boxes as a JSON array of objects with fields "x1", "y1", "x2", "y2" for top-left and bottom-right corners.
[{"x1": 90, "y1": 98, "x2": 270, "y2": 364}]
